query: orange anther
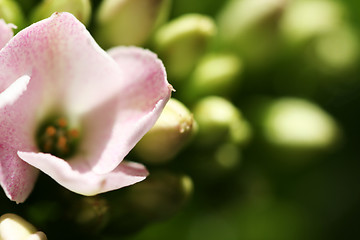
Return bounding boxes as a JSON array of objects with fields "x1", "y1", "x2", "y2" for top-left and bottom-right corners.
[
  {"x1": 45, "y1": 126, "x2": 57, "y2": 136},
  {"x1": 57, "y1": 117, "x2": 67, "y2": 128},
  {"x1": 69, "y1": 129, "x2": 79, "y2": 138},
  {"x1": 57, "y1": 136, "x2": 67, "y2": 150}
]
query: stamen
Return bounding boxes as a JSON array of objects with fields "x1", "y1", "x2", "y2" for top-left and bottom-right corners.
[
  {"x1": 36, "y1": 116, "x2": 80, "y2": 159},
  {"x1": 69, "y1": 129, "x2": 79, "y2": 138},
  {"x1": 45, "y1": 126, "x2": 56, "y2": 137},
  {"x1": 57, "y1": 117, "x2": 67, "y2": 128}
]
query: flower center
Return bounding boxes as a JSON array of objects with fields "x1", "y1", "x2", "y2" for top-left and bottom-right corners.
[{"x1": 36, "y1": 116, "x2": 80, "y2": 159}]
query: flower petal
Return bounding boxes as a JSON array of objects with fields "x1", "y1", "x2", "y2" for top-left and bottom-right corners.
[
  {"x1": 0, "y1": 75, "x2": 30, "y2": 109},
  {"x1": 0, "y1": 75, "x2": 39, "y2": 203},
  {"x1": 0, "y1": 12, "x2": 126, "y2": 118},
  {"x1": 0, "y1": 19, "x2": 14, "y2": 49},
  {"x1": 81, "y1": 47, "x2": 172, "y2": 174},
  {"x1": 17, "y1": 151, "x2": 148, "y2": 196}
]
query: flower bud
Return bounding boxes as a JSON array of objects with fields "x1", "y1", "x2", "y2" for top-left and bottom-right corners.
[
  {"x1": 0, "y1": 0, "x2": 26, "y2": 29},
  {"x1": 31, "y1": 0, "x2": 91, "y2": 25},
  {"x1": 152, "y1": 14, "x2": 216, "y2": 81},
  {"x1": 216, "y1": 0, "x2": 287, "y2": 69},
  {"x1": 280, "y1": 0, "x2": 359, "y2": 72},
  {"x1": 125, "y1": 171, "x2": 193, "y2": 221},
  {"x1": 134, "y1": 98, "x2": 197, "y2": 164},
  {"x1": 0, "y1": 214, "x2": 47, "y2": 240},
  {"x1": 95, "y1": 0, "x2": 171, "y2": 48},
  {"x1": 71, "y1": 196, "x2": 109, "y2": 233},
  {"x1": 182, "y1": 53, "x2": 243, "y2": 102},
  {"x1": 260, "y1": 98, "x2": 341, "y2": 156},
  {"x1": 280, "y1": 0, "x2": 344, "y2": 45},
  {"x1": 104, "y1": 171, "x2": 193, "y2": 235},
  {"x1": 193, "y1": 96, "x2": 251, "y2": 147}
]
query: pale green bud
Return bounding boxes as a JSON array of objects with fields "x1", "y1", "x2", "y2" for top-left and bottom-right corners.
[
  {"x1": 216, "y1": 0, "x2": 287, "y2": 68},
  {"x1": 0, "y1": 0, "x2": 26, "y2": 29},
  {"x1": 280, "y1": 0, "x2": 359, "y2": 73},
  {"x1": 280, "y1": 0, "x2": 344, "y2": 45},
  {"x1": 0, "y1": 214, "x2": 47, "y2": 240},
  {"x1": 71, "y1": 196, "x2": 109, "y2": 233},
  {"x1": 193, "y1": 96, "x2": 251, "y2": 147},
  {"x1": 125, "y1": 171, "x2": 193, "y2": 221},
  {"x1": 95, "y1": 0, "x2": 171, "y2": 48},
  {"x1": 153, "y1": 14, "x2": 216, "y2": 80},
  {"x1": 183, "y1": 53, "x2": 243, "y2": 102},
  {"x1": 31, "y1": 0, "x2": 91, "y2": 25},
  {"x1": 261, "y1": 98, "x2": 341, "y2": 151},
  {"x1": 134, "y1": 98, "x2": 196, "y2": 163},
  {"x1": 312, "y1": 24, "x2": 359, "y2": 72}
]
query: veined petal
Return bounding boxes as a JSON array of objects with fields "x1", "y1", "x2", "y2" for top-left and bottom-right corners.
[
  {"x1": 82, "y1": 47, "x2": 172, "y2": 174},
  {"x1": 0, "y1": 19, "x2": 14, "y2": 49},
  {"x1": 18, "y1": 151, "x2": 148, "y2": 196}
]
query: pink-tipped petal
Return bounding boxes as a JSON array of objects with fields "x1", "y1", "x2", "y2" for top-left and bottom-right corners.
[
  {"x1": 0, "y1": 19, "x2": 14, "y2": 49},
  {"x1": 18, "y1": 152, "x2": 148, "y2": 196},
  {"x1": 83, "y1": 47, "x2": 172, "y2": 174}
]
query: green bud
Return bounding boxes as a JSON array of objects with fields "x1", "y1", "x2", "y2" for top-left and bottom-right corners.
[
  {"x1": 31, "y1": 0, "x2": 91, "y2": 25},
  {"x1": 312, "y1": 24, "x2": 359, "y2": 72},
  {"x1": 71, "y1": 196, "x2": 109, "y2": 233},
  {"x1": 95, "y1": 0, "x2": 171, "y2": 48},
  {"x1": 182, "y1": 53, "x2": 243, "y2": 102},
  {"x1": 280, "y1": 0, "x2": 344, "y2": 45},
  {"x1": 216, "y1": 0, "x2": 287, "y2": 68},
  {"x1": 0, "y1": 213, "x2": 47, "y2": 240},
  {"x1": 134, "y1": 98, "x2": 197, "y2": 164},
  {"x1": 153, "y1": 14, "x2": 216, "y2": 81},
  {"x1": 125, "y1": 171, "x2": 193, "y2": 222},
  {"x1": 0, "y1": 0, "x2": 26, "y2": 29},
  {"x1": 193, "y1": 96, "x2": 251, "y2": 147},
  {"x1": 261, "y1": 98, "x2": 341, "y2": 152}
]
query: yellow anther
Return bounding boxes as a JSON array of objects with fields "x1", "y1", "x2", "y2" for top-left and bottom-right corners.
[{"x1": 45, "y1": 126, "x2": 57, "y2": 137}]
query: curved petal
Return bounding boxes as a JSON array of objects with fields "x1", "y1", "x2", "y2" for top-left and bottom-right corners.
[
  {"x1": 0, "y1": 12, "x2": 126, "y2": 118},
  {"x1": 0, "y1": 19, "x2": 14, "y2": 49},
  {"x1": 18, "y1": 152, "x2": 148, "y2": 196},
  {"x1": 81, "y1": 47, "x2": 172, "y2": 174},
  {"x1": 0, "y1": 76, "x2": 39, "y2": 203}
]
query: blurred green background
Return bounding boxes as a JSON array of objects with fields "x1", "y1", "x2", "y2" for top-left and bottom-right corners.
[{"x1": 1, "y1": 0, "x2": 360, "y2": 239}]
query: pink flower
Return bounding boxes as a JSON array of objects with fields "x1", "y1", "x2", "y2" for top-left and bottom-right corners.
[{"x1": 0, "y1": 12, "x2": 172, "y2": 203}]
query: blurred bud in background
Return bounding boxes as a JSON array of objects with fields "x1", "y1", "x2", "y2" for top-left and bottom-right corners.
[
  {"x1": 95, "y1": 0, "x2": 171, "y2": 48},
  {"x1": 0, "y1": 0, "x2": 26, "y2": 30},
  {"x1": 152, "y1": 14, "x2": 216, "y2": 82},
  {"x1": 134, "y1": 98, "x2": 197, "y2": 164},
  {"x1": 69, "y1": 196, "x2": 109, "y2": 234},
  {"x1": 280, "y1": 0, "x2": 344, "y2": 45},
  {"x1": 216, "y1": 0, "x2": 288, "y2": 69},
  {"x1": 181, "y1": 53, "x2": 243, "y2": 103},
  {"x1": 192, "y1": 96, "x2": 251, "y2": 148},
  {"x1": 31, "y1": 0, "x2": 91, "y2": 25},
  {"x1": 0, "y1": 213, "x2": 47, "y2": 240},
  {"x1": 104, "y1": 171, "x2": 193, "y2": 235},
  {"x1": 280, "y1": 0, "x2": 359, "y2": 73},
  {"x1": 250, "y1": 97, "x2": 342, "y2": 164}
]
